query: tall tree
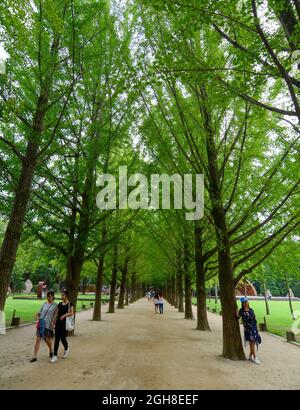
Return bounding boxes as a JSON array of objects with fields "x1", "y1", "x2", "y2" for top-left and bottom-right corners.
[{"x1": 0, "y1": 0, "x2": 77, "y2": 310}]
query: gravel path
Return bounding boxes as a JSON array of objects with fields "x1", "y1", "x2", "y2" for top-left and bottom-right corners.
[{"x1": 0, "y1": 298, "x2": 300, "y2": 389}]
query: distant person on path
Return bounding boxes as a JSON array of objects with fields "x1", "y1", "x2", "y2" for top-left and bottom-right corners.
[
  {"x1": 237, "y1": 297, "x2": 261, "y2": 364},
  {"x1": 30, "y1": 291, "x2": 57, "y2": 363},
  {"x1": 154, "y1": 292, "x2": 159, "y2": 313},
  {"x1": 158, "y1": 292, "x2": 164, "y2": 314},
  {"x1": 51, "y1": 290, "x2": 74, "y2": 363}
]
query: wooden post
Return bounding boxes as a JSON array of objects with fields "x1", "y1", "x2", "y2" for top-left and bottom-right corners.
[
  {"x1": 11, "y1": 309, "x2": 20, "y2": 326},
  {"x1": 286, "y1": 331, "x2": 296, "y2": 342},
  {"x1": 214, "y1": 283, "x2": 218, "y2": 305},
  {"x1": 259, "y1": 317, "x2": 267, "y2": 331}
]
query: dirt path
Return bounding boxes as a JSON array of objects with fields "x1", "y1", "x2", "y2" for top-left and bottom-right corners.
[{"x1": 0, "y1": 298, "x2": 300, "y2": 389}]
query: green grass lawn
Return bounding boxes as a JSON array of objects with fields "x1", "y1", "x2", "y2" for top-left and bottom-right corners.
[
  {"x1": 11, "y1": 292, "x2": 100, "y2": 300},
  {"x1": 6, "y1": 294, "x2": 300, "y2": 340},
  {"x1": 193, "y1": 298, "x2": 300, "y2": 339},
  {"x1": 4, "y1": 294, "x2": 110, "y2": 327}
]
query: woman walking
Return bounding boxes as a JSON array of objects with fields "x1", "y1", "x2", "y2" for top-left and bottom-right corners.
[
  {"x1": 158, "y1": 292, "x2": 164, "y2": 314},
  {"x1": 30, "y1": 291, "x2": 57, "y2": 363},
  {"x1": 153, "y1": 291, "x2": 159, "y2": 314},
  {"x1": 238, "y1": 297, "x2": 261, "y2": 364},
  {"x1": 51, "y1": 289, "x2": 74, "y2": 363}
]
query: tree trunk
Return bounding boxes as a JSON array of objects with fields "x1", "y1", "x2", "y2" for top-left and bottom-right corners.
[
  {"x1": 215, "y1": 283, "x2": 218, "y2": 304},
  {"x1": 169, "y1": 278, "x2": 173, "y2": 304},
  {"x1": 0, "y1": 142, "x2": 38, "y2": 311},
  {"x1": 139, "y1": 283, "x2": 143, "y2": 299},
  {"x1": 66, "y1": 255, "x2": 83, "y2": 312},
  {"x1": 118, "y1": 257, "x2": 128, "y2": 309},
  {"x1": 0, "y1": 31, "x2": 61, "y2": 311},
  {"x1": 195, "y1": 224, "x2": 210, "y2": 331},
  {"x1": 130, "y1": 271, "x2": 136, "y2": 303},
  {"x1": 271, "y1": 0, "x2": 298, "y2": 50},
  {"x1": 212, "y1": 203, "x2": 245, "y2": 359},
  {"x1": 134, "y1": 279, "x2": 139, "y2": 301},
  {"x1": 108, "y1": 245, "x2": 118, "y2": 313},
  {"x1": 263, "y1": 280, "x2": 270, "y2": 316},
  {"x1": 93, "y1": 252, "x2": 105, "y2": 321},
  {"x1": 125, "y1": 276, "x2": 129, "y2": 306},
  {"x1": 141, "y1": 282, "x2": 146, "y2": 299},
  {"x1": 165, "y1": 279, "x2": 170, "y2": 302},
  {"x1": 219, "y1": 263, "x2": 245, "y2": 359},
  {"x1": 174, "y1": 275, "x2": 178, "y2": 308},
  {"x1": 201, "y1": 84, "x2": 245, "y2": 360},
  {"x1": 184, "y1": 272, "x2": 194, "y2": 320},
  {"x1": 284, "y1": 272, "x2": 295, "y2": 319},
  {"x1": 171, "y1": 274, "x2": 176, "y2": 306},
  {"x1": 135, "y1": 277, "x2": 138, "y2": 301},
  {"x1": 65, "y1": 255, "x2": 84, "y2": 336},
  {"x1": 177, "y1": 265, "x2": 184, "y2": 313},
  {"x1": 183, "y1": 237, "x2": 193, "y2": 320},
  {"x1": 66, "y1": 83, "x2": 107, "y2": 312}
]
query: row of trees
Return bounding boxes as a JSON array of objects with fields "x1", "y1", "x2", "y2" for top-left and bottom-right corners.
[
  {"x1": 0, "y1": 0, "x2": 299, "y2": 360},
  {"x1": 130, "y1": 0, "x2": 300, "y2": 359}
]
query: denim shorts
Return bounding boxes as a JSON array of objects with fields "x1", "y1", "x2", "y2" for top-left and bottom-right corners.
[{"x1": 36, "y1": 328, "x2": 54, "y2": 340}]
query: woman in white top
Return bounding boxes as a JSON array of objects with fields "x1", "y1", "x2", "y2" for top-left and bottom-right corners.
[{"x1": 158, "y1": 293, "x2": 164, "y2": 314}]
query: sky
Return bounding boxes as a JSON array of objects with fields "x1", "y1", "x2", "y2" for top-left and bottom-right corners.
[{"x1": 0, "y1": 44, "x2": 7, "y2": 74}]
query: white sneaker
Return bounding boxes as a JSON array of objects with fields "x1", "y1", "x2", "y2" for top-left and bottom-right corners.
[
  {"x1": 63, "y1": 348, "x2": 70, "y2": 358},
  {"x1": 252, "y1": 357, "x2": 260, "y2": 364},
  {"x1": 50, "y1": 355, "x2": 58, "y2": 363},
  {"x1": 249, "y1": 354, "x2": 253, "y2": 361}
]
